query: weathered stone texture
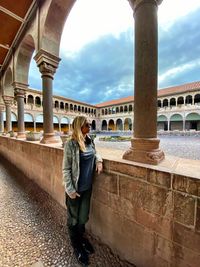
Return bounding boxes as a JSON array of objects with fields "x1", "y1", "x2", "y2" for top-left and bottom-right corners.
[
  {"x1": 110, "y1": 160, "x2": 147, "y2": 180},
  {"x1": 174, "y1": 192, "x2": 195, "y2": 226},
  {"x1": 173, "y1": 174, "x2": 200, "y2": 196},
  {"x1": 1, "y1": 137, "x2": 200, "y2": 267},
  {"x1": 147, "y1": 169, "x2": 171, "y2": 188}
]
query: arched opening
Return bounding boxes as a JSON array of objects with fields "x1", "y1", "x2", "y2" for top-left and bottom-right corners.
[
  {"x1": 163, "y1": 99, "x2": 168, "y2": 108},
  {"x1": 61, "y1": 117, "x2": 70, "y2": 133},
  {"x1": 65, "y1": 103, "x2": 69, "y2": 111},
  {"x1": 157, "y1": 100, "x2": 161, "y2": 108},
  {"x1": 185, "y1": 95, "x2": 192, "y2": 105},
  {"x1": 60, "y1": 102, "x2": 64, "y2": 110},
  {"x1": 101, "y1": 120, "x2": 107, "y2": 131},
  {"x1": 35, "y1": 97, "x2": 41, "y2": 107},
  {"x1": 116, "y1": 107, "x2": 119, "y2": 113},
  {"x1": 108, "y1": 119, "x2": 115, "y2": 131},
  {"x1": 35, "y1": 114, "x2": 43, "y2": 132},
  {"x1": 24, "y1": 113, "x2": 34, "y2": 131},
  {"x1": 116, "y1": 118, "x2": 123, "y2": 130},
  {"x1": 170, "y1": 114, "x2": 183, "y2": 131},
  {"x1": 194, "y1": 94, "x2": 200, "y2": 105},
  {"x1": 170, "y1": 98, "x2": 176, "y2": 107},
  {"x1": 101, "y1": 109, "x2": 105, "y2": 115},
  {"x1": 177, "y1": 96, "x2": 184, "y2": 106},
  {"x1": 157, "y1": 115, "x2": 168, "y2": 131},
  {"x1": 27, "y1": 95, "x2": 34, "y2": 105},
  {"x1": 185, "y1": 113, "x2": 200, "y2": 131},
  {"x1": 124, "y1": 118, "x2": 132, "y2": 131},
  {"x1": 53, "y1": 115, "x2": 59, "y2": 132},
  {"x1": 3, "y1": 68, "x2": 13, "y2": 96},
  {"x1": 91, "y1": 120, "x2": 96, "y2": 130},
  {"x1": 128, "y1": 104, "x2": 133, "y2": 112}
]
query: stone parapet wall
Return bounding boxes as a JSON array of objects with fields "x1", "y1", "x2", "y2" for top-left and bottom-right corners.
[{"x1": 0, "y1": 136, "x2": 199, "y2": 267}]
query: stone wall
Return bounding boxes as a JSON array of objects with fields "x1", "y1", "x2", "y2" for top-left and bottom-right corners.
[{"x1": 0, "y1": 136, "x2": 200, "y2": 267}]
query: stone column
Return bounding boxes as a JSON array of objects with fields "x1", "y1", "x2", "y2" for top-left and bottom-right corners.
[
  {"x1": 123, "y1": 0, "x2": 164, "y2": 164},
  {"x1": 34, "y1": 50, "x2": 61, "y2": 144},
  {"x1": 0, "y1": 105, "x2": 4, "y2": 132},
  {"x1": 13, "y1": 83, "x2": 27, "y2": 138},
  {"x1": 3, "y1": 96, "x2": 14, "y2": 132}
]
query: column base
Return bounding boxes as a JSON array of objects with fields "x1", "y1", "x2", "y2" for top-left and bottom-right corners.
[
  {"x1": 123, "y1": 137, "x2": 165, "y2": 165},
  {"x1": 40, "y1": 133, "x2": 61, "y2": 144},
  {"x1": 17, "y1": 132, "x2": 26, "y2": 139}
]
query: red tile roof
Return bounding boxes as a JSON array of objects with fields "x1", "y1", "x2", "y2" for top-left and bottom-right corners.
[{"x1": 96, "y1": 81, "x2": 200, "y2": 107}]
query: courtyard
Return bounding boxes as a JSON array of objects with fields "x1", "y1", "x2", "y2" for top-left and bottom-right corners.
[{"x1": 95, "y1": 135, "x2": 200, "y2": 161}]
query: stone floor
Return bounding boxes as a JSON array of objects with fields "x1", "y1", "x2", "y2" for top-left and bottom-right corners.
[
  {"x1": 95, "y1": 135, "x2": 200, "y2": 160},
  {"x1": 0, "y1": 157, "x2": 134, "y2": 267}
]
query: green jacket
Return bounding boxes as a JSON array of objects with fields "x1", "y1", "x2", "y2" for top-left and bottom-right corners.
[{"x1": 62, "y1": 136, "x2": 102, "y2": 194}]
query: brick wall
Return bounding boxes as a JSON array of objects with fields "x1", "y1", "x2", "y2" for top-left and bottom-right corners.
[{"x1": 0, "y1": 136, "x2": 200, "y2": 267}]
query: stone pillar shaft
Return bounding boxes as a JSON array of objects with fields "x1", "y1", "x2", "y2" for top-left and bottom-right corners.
[
  {"x1": 34, "y1": 49, "x2": 61, "y2": 144},
  {"x1": 14, "y1": 85, "x2": 27, "y2": 138},
  {"x1": 123, "y1": 0, "x2": 164, "y2": 165},
  {"x1": 6, "y1": 105, "x2": 12, "y2": 132},
  {"x1": 0, "y1": 106, "x2": 4, "y2": 132},
  {"x1": 3, "y1": 96, "x2": 14, "y2": 132}
]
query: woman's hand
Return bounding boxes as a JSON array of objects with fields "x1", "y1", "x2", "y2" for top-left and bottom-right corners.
[
  {"x1": 96, "y1": 162, "x2": 103, "y2": 174},
  {"x1": 68, "y1": 192, "x2": 80, "y2": 199}
]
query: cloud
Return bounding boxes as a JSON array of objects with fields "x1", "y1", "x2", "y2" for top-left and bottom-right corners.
[
  {"x1": 28, "y1": 8, "x2": 200, "y2": 104},
  {"x1": 158, "y1": 8, "x2": 200, "y2": 87}
]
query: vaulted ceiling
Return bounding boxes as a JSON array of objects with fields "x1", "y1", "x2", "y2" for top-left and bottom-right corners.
[{"x1": 0, "y1": 0, "x2": 36, "y2": 72}]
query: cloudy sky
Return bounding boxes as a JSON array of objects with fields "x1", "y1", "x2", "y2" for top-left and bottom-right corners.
[{"x1": 29, "y1": 0, "x2": 200, "y2": 104}]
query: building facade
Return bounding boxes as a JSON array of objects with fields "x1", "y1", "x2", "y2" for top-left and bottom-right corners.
[{"x1": 1, "y1": 81, "x2": 200, "y2": 134}]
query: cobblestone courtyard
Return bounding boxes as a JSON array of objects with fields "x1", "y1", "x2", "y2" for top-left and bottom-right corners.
[{"x1": 95, "y1": 135, "x2": 200, "y2": 161}]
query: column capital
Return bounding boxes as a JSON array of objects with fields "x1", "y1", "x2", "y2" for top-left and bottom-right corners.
[
  {"x1": 3, "y1": 95, "x2": 14, "y2": 106},
  {"x1": 128, "y1": 0, "x2": 162, "y2": 11},
  {"x1": 0, "y1": 104, "x2": 4, "y2": 112},
  {"x1": 34, "y1": 49, "x2": 61, "y2": 78},
  {"x1": 13, "y1": 82, "x2": 28, "y2": 98}
]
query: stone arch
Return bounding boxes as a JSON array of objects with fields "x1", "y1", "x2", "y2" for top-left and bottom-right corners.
[
  {"x1": 61, "y1": 116, "x2": 70, "y2": 133},
  {"x1": 3, "y1": 67, "x2": 13, "y2": 96},
  {"x1": 163, "y1": 99, "x2": 168, "y2": 107},
  {"x1": 27, "y1": 94, "x2": 34, "y2": 104},
  {"x1": 124, "y1": 118, "x2": 132, "y2": 131},
  {"x1": 91, "y1": 120, "x2": 96, "y2": 130},
  {"x1": 35, "y1": 96, "x2": 41, "y2": 106},
  {"x1": 177, "y1": 96, "x2": 184, "y2": 105},
  {"x1": 185, "y1": 112, "x2": 200, "y2": 131},
  {"x1": 194, "y1": 94, "x2": 200, "y2": 104},
  {"x1": 170, "y1": 113, "x2": 183, "y2": 131},
  {"x1": 185, "y1": 95, "x2": 192, "y2": 105},
  {"x1": 41, "y1": 0, "x2": 76, "y2": 56},
  {"x1": 24, "y1": 113, "x2": 34, "y2": 131},
  {"x1": 15, "y1": 34, "x2": 35, "y2": 84},
  {"x1": 101, "y1": 120, "x2": 107, "y2": 131},
  {"x1": 157, "y1": 115, "x2": 167, "y2": 131},
  {"x1": 108, "y1": 119, "x2": 115, "y2": 131},
  {"x1": 116, "y1": 118, "x2": 123, "y2": 130},
  {"x1": 170, "y1": 98, "x2": 176, "y2": 107}
]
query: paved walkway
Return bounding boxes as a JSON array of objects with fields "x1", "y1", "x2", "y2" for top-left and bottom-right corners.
[{"x1": 0, "y1": 157, "x2": 134, "y2": 267}]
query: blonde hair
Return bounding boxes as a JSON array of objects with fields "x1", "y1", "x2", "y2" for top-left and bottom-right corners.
[{"x1": 71, "y1": 116, "x2": 87, "y2": 151}]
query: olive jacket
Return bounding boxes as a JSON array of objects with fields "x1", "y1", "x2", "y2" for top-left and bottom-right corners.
[{"x1": 62, "y1": 136, "x2": 102, "y2": 194}]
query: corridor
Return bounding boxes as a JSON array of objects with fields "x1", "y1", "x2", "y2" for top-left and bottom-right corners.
[{"x1": 0, "y1": 156, "x2": 133, "y2": 267}]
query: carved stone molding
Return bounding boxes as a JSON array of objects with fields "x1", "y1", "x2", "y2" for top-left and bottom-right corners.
[
  {"x1": 3, "y1": 95, "x2": 14, "y2": 106},
  {"x1": 34, "y1": 49, "x2": 61, "y2": 78},
  {"x1": 123, "y1": 137, "x2": 165, "y2": 165},
  {"x1": 128, "y1": 0, "x2": 162, "y2": 11}
]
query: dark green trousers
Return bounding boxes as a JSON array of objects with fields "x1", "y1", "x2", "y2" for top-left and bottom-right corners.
[{"x1": 66, "y1": 188, "x2": 92, "y2": 247}]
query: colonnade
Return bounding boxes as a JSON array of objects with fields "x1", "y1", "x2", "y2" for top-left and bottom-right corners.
[{"x1": 0, "y1": 0, "x2": 164, "y2": 165}]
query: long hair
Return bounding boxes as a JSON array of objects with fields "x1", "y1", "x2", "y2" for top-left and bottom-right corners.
[{"x1": 71, "y1": 116, "x2": 87, "y2": 151}]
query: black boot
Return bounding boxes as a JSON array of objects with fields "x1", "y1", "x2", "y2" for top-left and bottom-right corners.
[
  {"x1": 78, "y1": 224, "x2": 94, "y2": 255},
  {"x1": 68, "y1": 225, "x2": 89, "y2": 266}
]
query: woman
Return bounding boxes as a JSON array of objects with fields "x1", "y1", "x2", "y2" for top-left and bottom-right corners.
[{"x1": 62, "y1": 116, "x2": 103, "y2": 266}]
